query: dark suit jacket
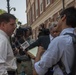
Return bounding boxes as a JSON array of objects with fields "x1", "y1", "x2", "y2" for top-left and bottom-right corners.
[{"x1": 26, "y1": 35, "x2": 50, "y2": 51}]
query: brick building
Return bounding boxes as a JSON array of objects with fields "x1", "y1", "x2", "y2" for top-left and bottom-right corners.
[{"x1": 26, "y1": 0, "x2": 76, "y2": 39}]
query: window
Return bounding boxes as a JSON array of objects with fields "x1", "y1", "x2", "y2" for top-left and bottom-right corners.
[
  {"x1": 45, "y1": 0, "x2": 50, "y2": 7},
  {"x1": 32, "y1": 4, "x2": 35, "y2": 22},
  {"x1": 39, "y1": 0, "x2": 43, "y2": 14},
  {"x1": 47, "y1": 0, "x2": 50, "y2": 4},
  {"x1": 35, "y1": 0, "x2": 38, "y2": 18}
]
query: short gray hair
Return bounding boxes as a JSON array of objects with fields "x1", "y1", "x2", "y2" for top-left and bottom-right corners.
[{"x1": 49, "y1": 21, "x2": 58, "y2": 30}]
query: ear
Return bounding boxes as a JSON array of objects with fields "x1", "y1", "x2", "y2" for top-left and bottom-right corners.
[
  {"x1": 61, "y1": 15, "x2": 66, "y2": 21},
  {"x1": 0, "y1": 22, "x2": 5, "y2": 28}
]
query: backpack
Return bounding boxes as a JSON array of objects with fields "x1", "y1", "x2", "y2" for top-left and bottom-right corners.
[{"x1": 58, "y1": 33, "x2": 76, "y2": 75}]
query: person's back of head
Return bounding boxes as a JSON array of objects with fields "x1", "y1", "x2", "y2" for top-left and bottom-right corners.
[
  {"x1": 23, "y1": 27, "x2": 32, "y2": 37},
  {"x1": 38, "y1": 23, "x2": 50, "y2": 38},
  {"x1": 15, "y1": 27, "x2": 24, "y2": 40},
  {"x1": 60, "y1": 7, "x2": 76, "y2": 28},
  {"x1": 38, "y1": 29, "x2": 50, "y2": 38}
]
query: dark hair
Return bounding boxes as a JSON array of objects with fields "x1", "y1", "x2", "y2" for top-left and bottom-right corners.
[
  {"x1": 15, "y1": 27, "x2": 32, "y2": 39},
  {"x1": 38, "y1": 29, "x2": 50, "y2": 38},
  {"x1": 16, "y1": 27, "x2": 24, "y2": 36},
  {"x1": 39, "y1": 23, "x2": 45, "y2": 31},
  {"x1": 22, "y1": 27, "x2": 32, "y2": 36},
  {"x1": 60, "y1": 7, "x2": 76, "y2": 28},
  {"x1": 0, "y1": 13, "x2": 16, "y2": 24}
]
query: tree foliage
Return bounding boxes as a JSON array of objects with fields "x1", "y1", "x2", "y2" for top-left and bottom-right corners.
[
  {"x1": 0, "y1": 9, "x2": 22, "y2": 27},
  {"x1": 0, "y1": 9, "x2": 7, "y2": 15}
]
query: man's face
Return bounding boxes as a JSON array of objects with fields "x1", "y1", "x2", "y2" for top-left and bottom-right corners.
[
  {"x1": 50, "y1": 22, "x2": 60, "y2": 37},
  {"x1": 3, "y1": 19, "x2": 16, "y2": 36},
  {"x1": 55, "y1": 15, "x2": 63, "y2": 32}
]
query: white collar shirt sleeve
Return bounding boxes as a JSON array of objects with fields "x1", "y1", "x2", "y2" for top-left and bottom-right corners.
[
  {"x1": 0, "y1": 39, "x2": 8, "y2": 75},
  {"x1": 34, "y1": 28, "x2": 74, "y2": 75}
]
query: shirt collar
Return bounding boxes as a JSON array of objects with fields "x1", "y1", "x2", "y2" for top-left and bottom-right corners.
[
  {"x1": 49, "y1": 34, "x2": 53, "y2": 41},
  {"x1": 0, "y1": 30, "x2": 9, "y2": 40},
  {"x1": 60, "y1": 28, "x2": 74, "y2": 35}
]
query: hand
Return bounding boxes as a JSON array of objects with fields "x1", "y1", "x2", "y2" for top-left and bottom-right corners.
[
  {"x1": 37, "y1": 46, "x2": 45, "y2": 56},
  {"x1": 33, "y1": 68, "x2": 38, "y2": 75},
  {"x1": 35, "y1": 46, "x2": 45, "y2": 62}
]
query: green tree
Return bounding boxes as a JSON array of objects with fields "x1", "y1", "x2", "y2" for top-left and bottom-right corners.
[
  {"x1": 0, "y1": 9, "x2": 22, "y2": 28},
  {"x1": 0, "y1": 9, "x2": 7, "y2": 14}
]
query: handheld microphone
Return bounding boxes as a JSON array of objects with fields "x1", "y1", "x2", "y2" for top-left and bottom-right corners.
[{"x1": 19, "y1": 39, "x2": 30, "y2": 51}]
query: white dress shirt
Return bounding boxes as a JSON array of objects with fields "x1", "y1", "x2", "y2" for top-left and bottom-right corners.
[
  {"x1": 35, "y1": 28, "x2": 74, "y2": 75},
  {"x1": 49, "y1": 34, "x2": 53, "y2": 41},
  {"x1": 0, "y1": 30, "x2": 17, "y2": 75}
]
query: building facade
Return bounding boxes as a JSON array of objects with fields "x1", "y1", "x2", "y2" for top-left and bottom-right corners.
[{"x1": 26, "y1": 0, "x2": 76, "y2": 39}]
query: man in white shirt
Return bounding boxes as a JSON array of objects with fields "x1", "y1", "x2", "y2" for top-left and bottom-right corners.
[
  {"x1": 0, "y1": 13, "x2": 17, "y2": 75},
  {"x1": 33, "y1": 7, "x2": 76, "y2": 75}
]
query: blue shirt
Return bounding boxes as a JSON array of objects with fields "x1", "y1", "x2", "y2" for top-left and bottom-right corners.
[{"x1": 34, "y1": 28, "x2": 74, "y2": 75}]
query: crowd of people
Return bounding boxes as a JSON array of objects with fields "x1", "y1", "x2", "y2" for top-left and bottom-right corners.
[
  {"x1": 0, "y1": 6, "x2": 76, "y2": 75},
  {"x1": 11, "y1": 27, "x2": 34, "y2": 75}
]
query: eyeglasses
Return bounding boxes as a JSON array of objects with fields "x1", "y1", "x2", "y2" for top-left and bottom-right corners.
[
  {"x1": 56, "y1": 15, "x2": 64, "y2": 22},
  {"x1": 56, "y1": 16, "x2": 61, "y2": 22},
  {"x1": 49, "y1": 21, "x2": 58, "y2": 29}
]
